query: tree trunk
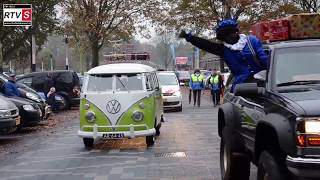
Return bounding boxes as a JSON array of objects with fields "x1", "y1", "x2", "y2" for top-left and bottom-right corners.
[
  {"x1": 91, "y1": 41, "x2": 99, "y2": 68},
  {"x1": 0, "y1": 42, "x2": 3, "y2": 72},
  {"x1": 80, "y1": 48, "x2": 85, "y2": 75}
]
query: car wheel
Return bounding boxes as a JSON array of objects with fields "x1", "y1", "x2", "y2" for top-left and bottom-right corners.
[
  {"x1": 146, "y1": 135, "x2": 155, "y2": 147},
  {"x1": 176, "y1": 105, "x2": 182, "y2": 112},
  {"x1": 83, "y1": 138, "x2": 94, "y2": 148},
  {"x1": 155, "y1": 121, "x2": 161, "y2": 136},
  {"x1": 220, "y1": 127, "x2": 250, "y2": 180},
  {"x1": 257, "y1": 150, "x2": 289, "y2": 180}
]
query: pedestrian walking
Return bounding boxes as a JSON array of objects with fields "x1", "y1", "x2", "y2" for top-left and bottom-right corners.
[
  {"x1": 178, "y1": 19, "x2": 269, "y2": 92},
  {"x1": 190, "y1": 69, "x2": 204, "y2": 107},
  {"x1": 207, "y1": 69, "x2": 223, "y2": 107}
]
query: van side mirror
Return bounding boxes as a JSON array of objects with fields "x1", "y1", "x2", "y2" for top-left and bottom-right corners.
[{"x1": 234, "y1": 83, "x2": 265, "y2": 97}]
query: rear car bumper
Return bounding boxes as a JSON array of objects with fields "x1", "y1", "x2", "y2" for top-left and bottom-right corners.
[
  {"x1": 286, "y1": 155, "x2": 320, "y2": 178},
  {"x1": 70, "y1": 97, "x2": 80, "y2": 106},
  {"x1": 163, "y1": 95, "x2": 182, "y2": 108},
  {"x1": 78, "y1": 124, "x2": 156, "y2": 139}
]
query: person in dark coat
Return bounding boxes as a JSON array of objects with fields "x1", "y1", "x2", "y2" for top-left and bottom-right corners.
[{"x1": 47, "y1": 87, "x2": 58, "y2": 113}]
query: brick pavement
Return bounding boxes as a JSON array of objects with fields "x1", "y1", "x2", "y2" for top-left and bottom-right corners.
[{"x1": 0, "y1": 88, "x2": 256, "y2": 180}]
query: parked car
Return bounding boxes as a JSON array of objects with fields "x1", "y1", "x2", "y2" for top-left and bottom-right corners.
[
  {"x1": 0, "y1": 74, "x2": 51, "y2": 119},
  {"x1": 1, "y1": 94, "x2": 42, "y2": 128},
  {"x1": 17, "y1": 70, "x2": 80, "y2": 109},
  {"x1": 218, "y1": 39, "x2": 320, "y2": 180},
  {"x1": 0, "y1": 95, "x2": 20, "y2": 134},
  {"x1": 158, "y1": 71, "x2": 182, "y2": 111},
  {"x1": 176, "y1": 71, "x2": 190, "y2": 86}
]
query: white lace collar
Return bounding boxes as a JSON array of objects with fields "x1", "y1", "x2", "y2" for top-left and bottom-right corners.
[{"x1": 224, "y1": 34, "x2": 247, "y2": 51}]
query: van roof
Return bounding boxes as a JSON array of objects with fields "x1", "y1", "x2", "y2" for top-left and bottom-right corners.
[{"x1": 87, "y1": 63, "x2": 156, "y2": 74}]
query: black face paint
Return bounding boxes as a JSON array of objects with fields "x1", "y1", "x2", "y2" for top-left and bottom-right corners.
[{"x1": 224, "y1": 33, "x2": 240, "y2": 45}]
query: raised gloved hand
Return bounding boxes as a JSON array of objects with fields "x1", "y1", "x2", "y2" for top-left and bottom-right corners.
[{"x1": 178, "y1": 30, "x2": 187, "y2": 39}]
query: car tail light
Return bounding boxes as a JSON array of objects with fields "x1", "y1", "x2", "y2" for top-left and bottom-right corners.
[
  {"x1": 73, "y1": 86, "x2": 80, "y2": 97},
  {"x1": 297, "y1": 135, "x2": 306, "y2": 147},
  {"x1": 308, "y1": 136, "x2": 320, "y2": 146}
]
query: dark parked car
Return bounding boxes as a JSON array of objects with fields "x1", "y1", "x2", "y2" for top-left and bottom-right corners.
[
  {"x1": 0, "y1": 74, "x2": 51, "y2": 119},
  {"x1": 17, "y1": 70, "x2": 80, "y2": 109},
  {"x1": 1, "y1": 94, "x2": 42, "y2": 128},
  {"x1": 0, "y1": 95, "x2": 20, "y2": 133},
  {"x1": 218, "y1": 39, "x2": 320, "y2": 180}
]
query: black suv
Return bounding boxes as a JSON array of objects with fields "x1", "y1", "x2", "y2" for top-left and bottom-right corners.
[
  {"x1": 218, "y1": 39, "x2": 320, "y2": 180},
  {"x1": 17, "y1": 70, "x2": 80, "y2": 109}
]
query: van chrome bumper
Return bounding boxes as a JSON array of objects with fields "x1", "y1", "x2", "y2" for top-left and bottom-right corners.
[{"x1": 78, "y1": 124, "x2": 155, "y2": 139}]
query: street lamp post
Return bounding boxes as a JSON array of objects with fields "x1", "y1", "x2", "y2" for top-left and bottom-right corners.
[
  {"x1": 65, "y1": 36, "x2": 69, "y2": 70},
  {"x1": 50, "y1": 54, "x2": 53, "y2": 71},
  {"x1": 31, "y1": 34, "x2": 36, "y2": 72}
]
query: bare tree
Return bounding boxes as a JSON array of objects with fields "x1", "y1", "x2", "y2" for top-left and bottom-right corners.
[{"x1": 63, "y1": 0, "x2": 160, "y2": 68}]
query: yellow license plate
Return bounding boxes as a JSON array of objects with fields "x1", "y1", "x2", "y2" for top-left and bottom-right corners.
[{"x1": 15, "y1": 117, "x2": 21, "y2": 126}]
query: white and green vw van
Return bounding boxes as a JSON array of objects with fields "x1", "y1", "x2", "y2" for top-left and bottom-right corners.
[{"x1": 78, "y1": 63, "x2": 163, "y2": 147}]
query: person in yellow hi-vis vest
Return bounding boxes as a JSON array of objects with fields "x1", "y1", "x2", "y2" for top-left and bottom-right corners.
[
  {"x1": 207, "y1": 69, "x2": 224, "y2": 107},
  {"x1": 189, "y1": 69, "x2": 204, "y2": 107}
]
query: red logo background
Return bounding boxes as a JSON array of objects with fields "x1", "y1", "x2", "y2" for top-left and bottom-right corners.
[{"x1": 22, "y1": 9, "x2": 32, "y2": 21}]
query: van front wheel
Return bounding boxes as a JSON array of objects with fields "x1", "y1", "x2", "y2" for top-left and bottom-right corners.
[
  {"x1": 83, "y1": 138, "x2": 94, "y2": 148},
  {"x1": 146, "y1": 135, "x2": 155, "y2": 147}
]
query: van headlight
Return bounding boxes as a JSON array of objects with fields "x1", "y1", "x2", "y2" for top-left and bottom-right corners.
[
  {"x1": 23, "y1": 104, "x2": 34, "y2": 111},
  {"x1": 26, "y1": 92, "x2": 40, "y2": 102},
  {"x1": 84, "y1": 103, "x2": 90, "y2": 110},
  {"x1": 132, "y1": 111, "x2": 144, "y2": 122},
  {"x1": 85, "y1": 111, "x2": 96, "y2": 123}
]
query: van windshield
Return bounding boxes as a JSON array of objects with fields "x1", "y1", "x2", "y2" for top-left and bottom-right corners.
[
  {"x1": 86, "y1": 73, "x2": 144, "y2": 92},
  {"x1": 86, "y1": 74, "x2": 113, "y2": 92}
]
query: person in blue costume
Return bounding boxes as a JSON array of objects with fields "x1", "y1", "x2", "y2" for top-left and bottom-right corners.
[
  {"x1": 179, "y1": 19, "x2": 269, "y2": 92},
  {"x1": 4, "y1": 73, "x2": 20, "y2": 97}
]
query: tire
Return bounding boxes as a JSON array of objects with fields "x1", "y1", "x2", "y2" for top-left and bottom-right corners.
[
  {"x1": 176, "y1": 105, "x2": 182, "y2": 112},
  {"x1": 146, "y1": 135, "x2": 155, "y2": 147},
  {"x1": 257, "y1": 150, "x2": 289, "y2": 180},
  {"x1": 155, "y1": 124, "x2": 161, "y2": 136},
  {"x1": 83, "y1": 138, "x2": 94, "y2": 148},
  {"x1": 220, "y1": 127, "x2": 250, "y2": 180}
]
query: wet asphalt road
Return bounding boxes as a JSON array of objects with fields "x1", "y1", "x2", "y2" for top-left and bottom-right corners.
[{"x1": 0, "y1": 89, "x2": 257, "y2": 180}]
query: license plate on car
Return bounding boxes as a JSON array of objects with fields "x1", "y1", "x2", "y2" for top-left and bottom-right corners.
[
  {"x1": 102, "y1": 133, "x2": 124, "y2": 139},
  {"x1": 15, "y1": 117, "x2": 20, "y2": 126},
  {"x1": 163, "y1": 98, "x2": 167, "y2": 102}
]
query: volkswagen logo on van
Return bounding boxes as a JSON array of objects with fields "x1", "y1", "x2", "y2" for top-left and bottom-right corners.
[{"x1": 106, "y1": 100, "x2": 121, "y2": 114}]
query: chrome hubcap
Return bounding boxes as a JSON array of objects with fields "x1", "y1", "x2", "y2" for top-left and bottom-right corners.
[{"x1": 223, "y1": 143, "x2": 228, "y2": 172}]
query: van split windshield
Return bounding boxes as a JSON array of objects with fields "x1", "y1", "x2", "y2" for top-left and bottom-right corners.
[{"x1": 86, "y1": 73, "x2": 144, "y2": 92}]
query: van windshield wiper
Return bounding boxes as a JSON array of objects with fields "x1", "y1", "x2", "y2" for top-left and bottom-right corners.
[
  {"x1": 277, "y1": 80, "x2": 320, "y2": 87},
  {"x1": 116, "y1": 76, "x2": 129, "y2": 92}
]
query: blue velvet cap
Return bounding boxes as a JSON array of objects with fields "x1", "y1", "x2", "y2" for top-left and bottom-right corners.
[{"x1": 215, "y1": 19, "x2": 238, "y2": 32}]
